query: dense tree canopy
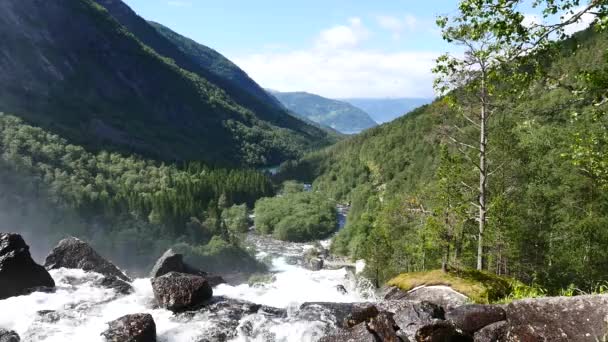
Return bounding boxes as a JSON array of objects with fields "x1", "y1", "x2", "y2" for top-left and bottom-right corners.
[
  {"x1": 280, "y1": 27, "x2": 608, "y2": 292},
  {"x1": 0, "y1": 113, "x2": 272, "y2": 273}
]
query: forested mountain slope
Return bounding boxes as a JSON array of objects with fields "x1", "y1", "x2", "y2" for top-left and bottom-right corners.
[
  {"x1": 148, "y1": 21, "x2": 284, "y2": 111},
  {"x1": 270, "y1": 91, "x2": 378, "y2": 134},
  {"x1": 280, "y1": 28, "x2": 608, "y2": 292},
  {"x1": 0, "y1": 0, "x2": 331, "y2": 166}
]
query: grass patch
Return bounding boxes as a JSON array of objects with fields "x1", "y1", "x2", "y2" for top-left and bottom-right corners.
[{"x1": 387, "y1": 268, "x2": 533, "y2": 304}]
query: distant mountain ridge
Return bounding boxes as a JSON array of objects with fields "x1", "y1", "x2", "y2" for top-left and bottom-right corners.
[
  {"x1": 269, "y1": 91, "x2": 377, "y2": 134},
  {"x1": 343, "y1": 98, "x2": 433, "y2": 123},
  {"x1": 0, "y1": 0, "x2": 332, "y2": 166}
]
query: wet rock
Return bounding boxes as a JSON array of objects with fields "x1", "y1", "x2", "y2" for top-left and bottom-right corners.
[
  {"x1": 319, "y1": 322, "x2": 377, "y2": 342},
  {"x1": 336, "y1": 284, "x2": 348, "y2": 295},
  {"x1": 298, "y1": 302, "x2": 378, "y2": 328},
  {"x1": 0, "y1": 233, "x2": 55, "y2": 300},
  {"x1": 378, "y1": 300, "x2": 444, "y2": 341},
  {"x1": 502, "y1": 294, "x2": 608, "y2": 341},
  {"x1": 101, "y1": 313, "x2": 156, "y2": 342},
  {"x1": 44, "y1": 237, "x2": 130, "y2": 282},
  {"x1": 400, "y1": 286, "x2": 469, "y2": 310},
  {"x1": 150, "y1": 272, "x2": 213, "y2": 312},
  {"x1": 305, "y1": 257, "x2": 324, "y2": 271},
  {"x1": 446, "y1": 304, "x2": 506, "y2": 335},
  {"x1": 37, "y1": 310, "x2": 61, "y2": 323},
  {"x1": 474, "y1": 321, "x2": 506, "y2": 342},
  {"x1": 96, "y1": 275, "x2": 133, "y2": 295},
  {"x1": 149, "y1": 249, "x2": 225, "y2": 287},
  {"x1": 344, "y1": 305, "x2": 379, "y2": 328},
  {"x1": 415, "y1": 320, "x2": 473, "y2": 342},
  {"x1": 0, "y1": 329, "x2": 20, "y2": 342},
  {"x1": 368, "y1": 311, "x2": 402, "y2": 342},
  {"x1": 383, "y1": 286, "x2": 408, "y2": 301}
]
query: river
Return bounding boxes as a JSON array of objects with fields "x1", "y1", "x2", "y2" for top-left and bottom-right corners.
[{"x1": 0, "y1": 206, "x2": 376, "y2": 341}]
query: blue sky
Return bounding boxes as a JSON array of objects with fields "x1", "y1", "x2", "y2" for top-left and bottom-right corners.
[{"x1": 122, "y1": 0, "x2": 593, "y2": 99}]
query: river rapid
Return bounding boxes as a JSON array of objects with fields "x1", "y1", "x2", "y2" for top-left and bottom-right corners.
[{"x1": 0, "y1": 208, "x2": 377, "y2": 341}]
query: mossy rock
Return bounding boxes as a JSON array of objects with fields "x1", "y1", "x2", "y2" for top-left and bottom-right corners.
[{"x1": 387, "y1": 268, "x2": 531, "y2": 304}]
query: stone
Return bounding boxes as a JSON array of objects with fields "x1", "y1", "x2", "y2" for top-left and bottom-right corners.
[
  {"x1": 368, "y1": 311, "x2": 401, "y2": 342},
  {"x1": 96, "y1": 275, "x2": 133, "y2": 295},
  {"x1": 378, "y1": 300, "x2": 444, "y2": 341},
  {"x1": 0, "y1": 233, "x2": 55, "y2": 300},
  {"x1": 101, "y1": 313, "x2": 156, "y2": 342},
  {"x1": 474, "y1": 321, "x2": 507, "y2": 342},
  {"x1": 150, "y1": 272, "x2": 213, "y2": 312},
  {"x1": 401, "y1": 286, "x2": 469, "y2": 310},
  {"x1": 305, "y1": 257, "x2": 324, "y2": 271},
  {"x1": 415, "y1": 320, "x2": 473, "y2": 342},
  {"x1": 149, "y1": 249, "x2": 225, "y2": 287},
  {"x1": 503, "y1": 294, "x2": 608, "y2": 341},
  {"x1": 45, "y1": 237, "x2": 130, "y2": 282},
  {"x1": 319, "y1": 322, "x2": 377, "y2": 342},
  {"x1": 298, "y1": 302, "x2": 379, "y2": 328},
  {"x1": 446, "y1": 304, "x2": 506, "y2": 335},
  {"x1": 344, "y1": 305, "x2": 379, "y2": 328},
  {"x1": 0, "y1": 329, "x2": 20, "y2": 342}
]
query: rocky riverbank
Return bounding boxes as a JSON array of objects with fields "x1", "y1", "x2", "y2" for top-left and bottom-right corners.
[{"x1": 1, "y1": 232, "x2": 608, "y2": 341}]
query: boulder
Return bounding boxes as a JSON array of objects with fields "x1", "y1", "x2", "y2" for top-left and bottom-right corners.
[
  {"x1": 44, "y1": 237, "x2": 130, "y2": 282},
  {"x1": 149, "y1": 249, "x2": 225, "y2": 287},
  {"x1": 378, "y1": 300, "x2": 444, "y2": 341},
  {"x1": 502, "y1": 294, "x2": 608, "y2": 341},
  {"x1": 0, "y1": 233, "x2": 55, "y2": 300},
  {"x1": 305, "y1": 257, "x2": 324, "y2": 271},
  {"x1": 474, "y1": 321, "x2": 506, "y2": 342},
  {"x1": 415, "y1": 320, "x2": 473, "y2": 342},
  {"x1": 367, "y1": 311, "x2": 401, "y2": 342},
  {"x1": 0, "y1": 329, "x2": 20, "y2": 342},
  {"x1": 318, "y1": 322, "x2": 377, "y2": 342},
  {"x1": 336, "y1": 284, "x2": 348, "y2": 295},
  {"x1": 383, "y1": 286, "x2": 408, "y2": 301},
  {"x1": 446, "y1": 304, "x2": 506, "y2": 335},
  {"x1": 101, "y1": 313, "x2": 156, "y2": 342},
  {"x1": 298, "y1": 302, "x2": 378, "y2": 328},
  {"x1": 344, "y1": 305, "x2": 379, "y2": 328},
  {"x1": 150, "y1": 272, "x2": 213, "y2": 312},
  {"x1": 95, "y1": 275, "x2": 133, "y2": 295},
  {"x1": 400, "y1": 286, "x2": 469, "y2": 310}
]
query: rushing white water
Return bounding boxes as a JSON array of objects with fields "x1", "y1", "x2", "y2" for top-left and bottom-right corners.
[{"x1": 0, "y1": 224, "x2": 376, "y2": 341}]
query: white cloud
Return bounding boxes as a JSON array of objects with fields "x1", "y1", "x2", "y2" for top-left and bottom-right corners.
[
  {"x1": 522, "y1": 13, "x2": 541, "y2": 28},
  {"x1": 316, "y1": 17, "x2": 370, "y2": 49},
  {"x1": 563, "y1": 6, "x2": 596, "y2": 35},
  {"x1": 231, "y1": 18, "x2": 439, "y2": 98},
  {"x1": 233, "y1": 49, "x2": 438, "y2": 99}
]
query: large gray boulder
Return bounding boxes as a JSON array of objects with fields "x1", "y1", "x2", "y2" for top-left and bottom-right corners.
[
  {"x1": 474, "y1": 321, "x2": 507, "y2": 341},
  {"x1": 298, "y1": 302, "x2": 379, "y2": 328},
  {"x1": 0, "y1": 329, "x2": 20, "y2": 342},
  {"x1": 397, "y1": 286, "x2": 470, "y2": 310},
  {"x1": 446, "y1": 304, "x2": 506, "y2": 335},
  {"x1": 319, "y1": 322, "x2": 377, "y2": 342},
  {"x1": 415, "y1": 320, "x2": 473, "y2": 342},
  {"x1": 101, "y1": 313, "x2": 156, "y2": 342},
  {"x1": 45, "y1": 237, "x2": 130, "y2": 282},
  {"x1": 0, "y1": 233, "x2": 55, "y2": 300},
  {"x1": 150, "y1": 272, "x2": 213, "y2": 312},
  {"x1": 502, "y1": 294, "x2": 608, "y2": 341},
  {"x1": 378, "y1": 300, "x2": 444, "y2": 341},
  {"x1": 149, "y1": 249, "x2": 224, "y2": 286}
]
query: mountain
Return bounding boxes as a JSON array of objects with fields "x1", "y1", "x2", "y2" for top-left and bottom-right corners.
[
  {"x1": 0, "y1": 0, "x2": 331, "y2": 166},
  {"x1": 148, "y1": 21, "x2": 284, "y2": 111},
  {"x1": 269, "y1": 91, "x2": 378, "y2": 134},
  {"x1": 279, "y1": 28, "x2": 608, "y2": 292},
  {"x1": 343, "y1": 98, "x2": 433, "y2": 123}
]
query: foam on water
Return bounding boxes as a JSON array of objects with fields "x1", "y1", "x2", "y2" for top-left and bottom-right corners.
[{"x1": 0, "y1": 220, "x2": 376, "y2": 341}]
